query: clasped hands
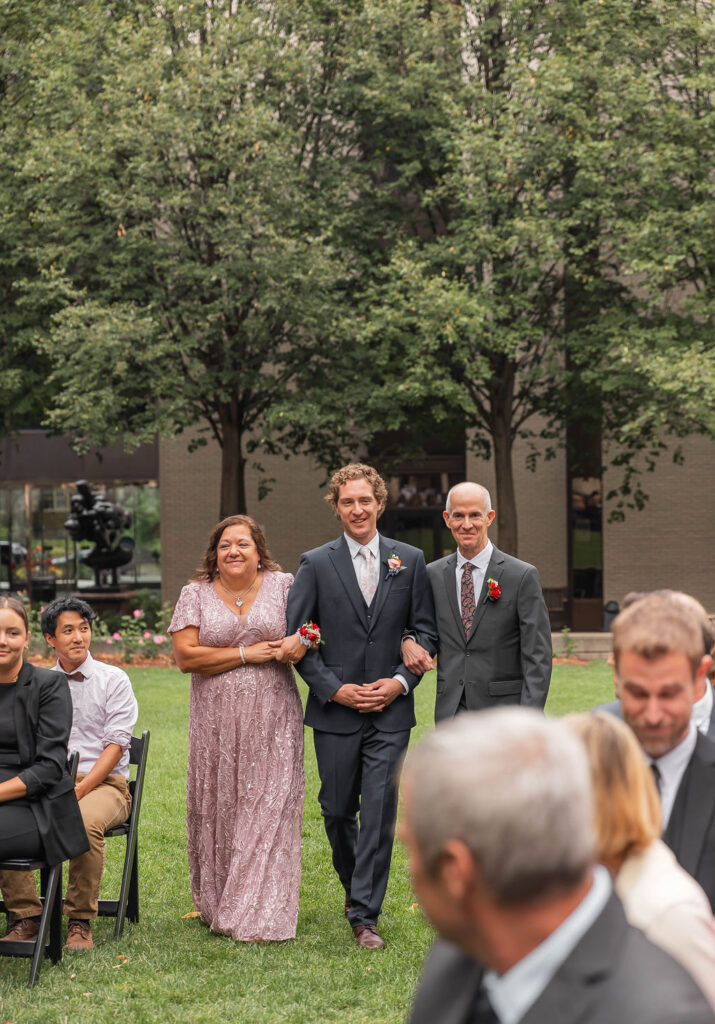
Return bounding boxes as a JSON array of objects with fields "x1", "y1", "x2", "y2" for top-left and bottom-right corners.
[{"x1": 331, "y1": 678, "x2": 404, "y2": 713}]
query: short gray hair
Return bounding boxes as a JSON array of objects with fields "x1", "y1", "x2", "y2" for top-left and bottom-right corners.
[
  {"x1": 445, "y1": 482, "x2": 492, "y2": 514},
  {"x1": 402, "y1": 709, "x2": 595, "y2": 905}
]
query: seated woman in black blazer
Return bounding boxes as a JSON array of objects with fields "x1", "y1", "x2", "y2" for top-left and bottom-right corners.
[{"x1": 0, "y1": 596, "x2": 88, "y2": 938}]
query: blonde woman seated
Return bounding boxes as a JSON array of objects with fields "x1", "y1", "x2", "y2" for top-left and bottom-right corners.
[{"x1": 567, "y1": 711, "x2": 715, "y2": 1009}]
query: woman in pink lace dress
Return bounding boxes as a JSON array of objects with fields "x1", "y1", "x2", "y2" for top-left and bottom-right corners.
[{"x1": 169, "y1": 516, "x2": 307, "y2": 942}]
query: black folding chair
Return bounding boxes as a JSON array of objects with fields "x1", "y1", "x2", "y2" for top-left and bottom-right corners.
[
  {"x1": 97, "y1": 730, "x2": 150, "y2": 939},
  {"x1": 0, "y1": 752, "x2": 79, "y2": 986}
]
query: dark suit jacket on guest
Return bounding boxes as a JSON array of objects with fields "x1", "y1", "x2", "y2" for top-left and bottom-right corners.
[
  {"x1": 599, "y1": 699, "x2": 715, "y2": 911},
  {"x1": 664, "y1": 733, "x2": 715, "y2": 913},
  {"x1": 286, "y1": 534, "x2": 437, "y2": 733},
  {"x1": 427, "y1": 546, "x2": 552, "y2": 722},
  {"x1": 408, "y1": 893, "x2": 714, "y2": 1024},
  {"x1": 13, "y1": 661, "x2": 89, "y2": 864}
]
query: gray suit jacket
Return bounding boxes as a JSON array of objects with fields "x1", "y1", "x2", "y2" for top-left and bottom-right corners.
[
  {"x1": 427, "y1": 546, "x2": 552, "y2": 722},
  {"x1": 409, "y1": 893, "x2": 714, "y2": 1024}
]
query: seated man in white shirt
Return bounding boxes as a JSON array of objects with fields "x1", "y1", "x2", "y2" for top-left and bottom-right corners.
[
  {"x1": 403, "y1": 708, "x2": 713, "y2": 1024},
  {"x1": 0, "y1": 597, "x2": 138, "y2": 951}
]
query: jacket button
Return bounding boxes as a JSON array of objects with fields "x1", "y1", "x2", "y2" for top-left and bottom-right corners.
[{"x1": 368, "y1": 640, "x2": 374, "y2": 646}]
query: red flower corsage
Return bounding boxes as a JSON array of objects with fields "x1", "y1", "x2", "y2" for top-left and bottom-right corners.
[
  {"x1": 298, "y1": 622, "x2": 323, "y2": 648},
  {"x1": 485, "y1": 577, "x2": 501, "y2": 602}
]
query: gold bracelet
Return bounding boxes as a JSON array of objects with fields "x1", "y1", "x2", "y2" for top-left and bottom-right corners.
[{"x1": 239, "y1": 644, "x2": 246, "y2": 666}]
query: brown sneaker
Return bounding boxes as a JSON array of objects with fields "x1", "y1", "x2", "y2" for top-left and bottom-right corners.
[
  {"x1": 1, "y1": 917, "x2": 41, "y2": 943},
  {"x1": 65, "y1": 919, "x2": 94, "y2": 951}
]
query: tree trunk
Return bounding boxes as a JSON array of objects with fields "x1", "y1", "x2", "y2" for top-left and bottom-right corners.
[
  {"x1": 491, "y1": 414, "x2": 518, "y2": 556},
  {"x1": 219, "y1": 410, "x2": 247, "y2": 518}
]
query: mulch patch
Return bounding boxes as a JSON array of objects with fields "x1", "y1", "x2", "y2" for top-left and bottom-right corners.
[
  {"x1": 28, "y1": 653, "x2": 176, "y2": 669},
  {"x1": 552, "y1": 656, "x2": 590, "y2": 666}
]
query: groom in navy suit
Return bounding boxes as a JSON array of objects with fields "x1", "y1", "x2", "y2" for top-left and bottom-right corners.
[{"x1": 286, "y1": 463, "x2": 437, "y2": 949}]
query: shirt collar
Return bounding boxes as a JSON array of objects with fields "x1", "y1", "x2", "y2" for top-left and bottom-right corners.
[
  {"x1": 692, "y1": 681, "x2": 713, "y2": 735},
  {"x1": 54, "y1": 651, "x2": 95, "y2": 680},
  {"x1": 457, "y1": 540, "x2": 493, "y2": 571},
  {"x1": 483, "y1": 866, "x2": 612, "y2": 1024},
  {"x1": 344, "y1": 532, "x2": 380, "y2": 560}
]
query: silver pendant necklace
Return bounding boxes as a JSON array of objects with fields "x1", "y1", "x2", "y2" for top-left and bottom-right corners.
[{"x1": 218, "y1": 573, "x2": 259, "y2": 608}]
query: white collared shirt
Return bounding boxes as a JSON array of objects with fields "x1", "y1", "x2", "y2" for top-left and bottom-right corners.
[
  {"x1": 483, "y1": 866, "x2": 612, "y2": 1024},
  {"x1": 456, "y1": 540, "x2": 493, "y2": 614},
  {"x1": 649, "y1": 723, "x2": 698, "y2": 830},
  {"x1": 692, "y1": 681, "x2": 713, "y2": 736},
  {"x1": 54, "y1": 651, "x2": 138, "y2": 778},
  {"x1": 343, "y1": 532, "x2": 408, "y2": 695}
]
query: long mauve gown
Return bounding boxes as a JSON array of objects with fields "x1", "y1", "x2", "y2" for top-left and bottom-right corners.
[{"x1": 169, "y1": 573, "x2": 304, "y2": 941}]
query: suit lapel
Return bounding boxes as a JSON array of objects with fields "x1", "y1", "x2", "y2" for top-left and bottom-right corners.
[
  {"x1": 467, "y1": 548, "x2": 505, "y2": 644},
  {"x1": 327, "y1": 536, "x2": 369, "y2": 630},
  {"x1": 665, "y1": 734, "x2": 715, "y2": 875},
  {"x1": 441, "y1": 554, "x2": 461, "y2": 635},
  {"x1": 368, "y1": 536, "x2": 398, "y2": 630}
]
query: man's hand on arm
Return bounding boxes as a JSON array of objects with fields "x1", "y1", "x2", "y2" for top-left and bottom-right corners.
[{"x1": 401, "y1": 637, "x2": 435, "y2": 674}]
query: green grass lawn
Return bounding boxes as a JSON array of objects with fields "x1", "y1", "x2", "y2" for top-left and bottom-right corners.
[{"x1": 0, "y1": 662, "x2": 615, "y2": 1023}]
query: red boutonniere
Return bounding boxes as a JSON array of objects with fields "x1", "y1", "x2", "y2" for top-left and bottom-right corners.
[
  {"x1": 298, "y1": 622, "x2": 324, "y2": 648},
  {"x1": 384, "y1": 553, "x2": 407, "y2": 579},
  {"x1": 485, "y1": 577, "x2": 501, "y2": 603}
]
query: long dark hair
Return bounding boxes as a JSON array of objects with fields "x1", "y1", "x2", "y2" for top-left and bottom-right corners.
[{"x1": 191, "y1": 515, "x2": 281, "y2": 582}]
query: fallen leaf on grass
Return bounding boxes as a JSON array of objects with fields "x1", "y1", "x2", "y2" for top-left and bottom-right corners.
[
  {"x1": 70, "y1": 973, "x2": 76, "y2": 980},
  {"x1": 181, "y1": 911, "x2": 201, "y2": 919},
  {"x1": 409, "y1": 903, "x2": 419, "y2": 912},
  {"x1": 116, "y1": 954, "x2": 127, "y2": 961}
]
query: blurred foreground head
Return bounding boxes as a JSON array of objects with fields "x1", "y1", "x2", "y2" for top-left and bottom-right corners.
[{"x1": 400, "y1": 708, "x2": 595, "y2": 952}]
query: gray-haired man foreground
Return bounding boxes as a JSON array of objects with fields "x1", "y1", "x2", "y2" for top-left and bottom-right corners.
[{"x1": 402, "y1": 709, "x2": 713, "y2": 1024}]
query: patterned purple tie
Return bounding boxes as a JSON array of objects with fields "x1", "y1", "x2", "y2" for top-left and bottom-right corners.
[{"x1": 461, "y1": 563, "x2": 476, "y2": 636}]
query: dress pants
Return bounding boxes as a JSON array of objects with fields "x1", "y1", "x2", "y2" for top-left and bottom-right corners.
[
  {"x1": 0, "y1": 774, "x2": 131, "y2": 920},
  {"x1": 313, "y1": 720, "x2": 410, "y2": 928}
]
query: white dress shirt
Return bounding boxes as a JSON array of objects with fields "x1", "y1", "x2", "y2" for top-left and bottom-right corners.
[
  {"x1": 343, "y1": 532, "x2": 408, "y2": 695},
  {"x1": 456, "y1": 540, "x2": 493, "y2": 614},
  {"x1": 649, "y1": 723, "x2": 698, "y2": 830},
  {"x1": 55, "y1": 651, "x2": 138, "y2": 778},
  {"x1": 692, "y1": 680, "x2": 713, "y2": 736},
  {"x1": 483, "y1": 866, "x2": 612, "y2": 1024}
]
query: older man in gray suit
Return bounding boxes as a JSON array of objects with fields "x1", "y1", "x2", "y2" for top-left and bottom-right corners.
[
  {"x1": 402, "y1": 709, "x2": 713, "y2": 1024},
  {"x1": 403, "y1": 482, "x2": 552, "y2": 721}
]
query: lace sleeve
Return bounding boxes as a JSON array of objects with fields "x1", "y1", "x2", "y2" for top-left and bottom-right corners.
[{"x1": 168, "y1": 583, "x2": 203, "y2": 633}]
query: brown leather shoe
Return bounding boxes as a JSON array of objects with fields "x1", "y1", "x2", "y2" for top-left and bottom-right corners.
[
  {"x1": 65, "y1": 919, "x2": 94, "y2": 951},
  {"x1": 1, "y1": 917, "x2": 40, "y2": 943},
  {"x1": 344, "y1": 892, "x2": 351, "y2": 918},
  {"x1": 353, "y1": 924, "x2": 385, "y2": 949}
]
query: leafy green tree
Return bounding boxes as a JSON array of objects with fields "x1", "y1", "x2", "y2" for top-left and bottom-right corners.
[
  {"x1": 20, "y1": 0, "x2": 374, "y2": 515},
  {"x1": 343, "y1": 0, "x2": 715, "y2": 554}
]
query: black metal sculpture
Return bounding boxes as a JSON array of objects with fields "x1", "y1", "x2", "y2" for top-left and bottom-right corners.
[{"x1": 64, "y1": 480, "x2": 134, "y2": 589}]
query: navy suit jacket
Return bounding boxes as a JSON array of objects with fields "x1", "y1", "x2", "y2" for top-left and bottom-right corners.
[{"x1": 286, "y1": 534, "x2": 437, "y2": 734}]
